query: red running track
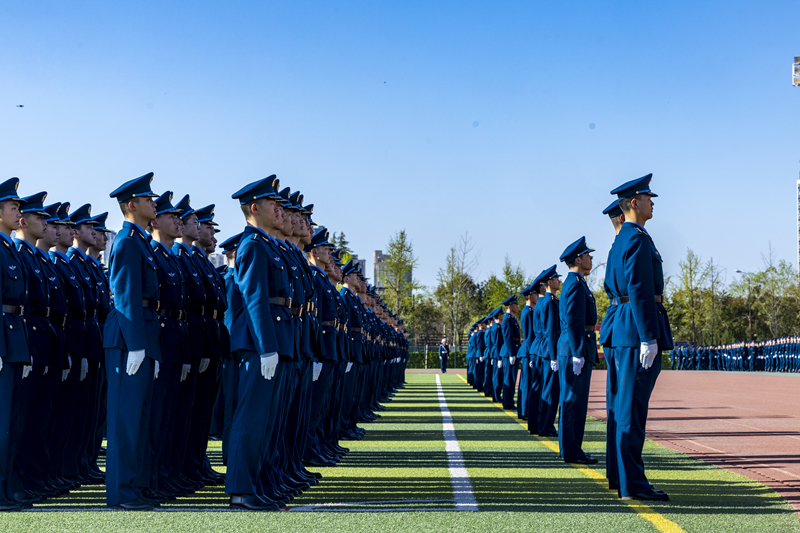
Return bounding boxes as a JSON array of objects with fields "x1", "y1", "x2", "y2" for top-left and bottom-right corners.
[{"x1": 588, "y1": 370, "x2": 800, "y2": 514}]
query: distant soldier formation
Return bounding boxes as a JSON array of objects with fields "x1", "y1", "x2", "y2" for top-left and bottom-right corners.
[
  {"x1": 0, "y1": 173, "x2": 408, "y2": 511},
  {"x1": 466, "y1": 174, "x2": 672, "y2": 502},
  {"x1": 671, "y1": 340, "x2": 800, "y2": 372}
]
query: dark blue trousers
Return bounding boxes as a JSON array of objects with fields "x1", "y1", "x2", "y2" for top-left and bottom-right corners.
[
  {"x1": 517, "y1": 357, "x2": 530, "y2": 418},
  {"x1": 526, "y1": 357, "x2": 543, "y2": 434},
  {"x1": 557, "y1": 356, "x2": 593, "y2": 462},
  {"x1": 165, "y1": 363, "x2": 197, "y2": 485},
  {"x1": 538, "y1": 359, "x2": 560, "y2": 435},
  {"x1": 48, "y1": 361, "x2": 79, "y2": 481},
  {"x1": 614, "y1": 347, "x2": 660, "y2": 498},
  {"x1": 440, "y1": 356, "x2": 448, "y2": 373},
  {"x1": 482, "y1": 360, "x2": 493, "y2": 396},
  {"x1": 492, "y1": 360, "x2": 502, "y2": 402},
  {"x1": 138, "y1": 360, "x2": 180, "y2": 489},
  {"x1": 221, "y1": 357, "x2": 239, "y2": 466},
  {"x1": 19, "y1": 366, "x2": 61, "y2": 492},
  {"x1": 105, "y1": 350, "x2": 154, "y2": 506},
  {"x1": 184, "y1": 360, "x2": 219, "y2": 480},
  {"x1": 0, "y1": 362, "x2": 21, "y2": 502},
  {"x1": 475, "y1": 359, "x2": 484, "y2": 392},
  {"x1": 225, "y1": 351, "x2": 281, "y2": 495},
  {"x1": 502, "y1": 358, "x2": 517, "y2": 409},
  {"x1": 604, "y1": 348, "x2": 618, "y2": 485},
  {"x1": 306, "y1": 361, "x2": 334, "y2": 460}
]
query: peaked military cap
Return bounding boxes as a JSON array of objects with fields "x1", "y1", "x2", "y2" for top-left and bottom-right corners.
[
  {"x1": 490, "y1": 307, "x2": 504, "y2": 319},
  {"x1": 533, "y1": 265, "x2": 560, "y2": 291},
  {"x1": 502, "y1": 295, "x2": 518, "y2": 307},
  {"x1": 195, "y1": 204, "x2": 218, "y2": 226},
  {"x1": 560, "y1": 236, "x2": 595, "y2": 264},
  {"x1": 0, "y1": 177, "x2": 23, "y2": 203},
  {"x1": 521, "y1": 282, "x2": 536, "y2": 297},
  {"x1": 175, "y1": 194, "x2": 195, "y2": 219},
  {"x1": 231, "y1": 175, "x2": 283, "y2": 205},
  {"x1": 155, "y1": 191, "x2": 182, "y2": 216},
  {"x1": 109, "y1": 172, "x2": 158, "y2": 202},
  {"x1": 43, "y1": 202, "x2": 62, "y2": 223},
  {"x1": 19, "y1": 191, "x2": 49, "y2": 216},
  {"x1": 92, "y1": 212, "x2": 112, "y2": 232},
  {"x1": 289, "y1": 191, "x2": 304, "y2": 211},
  {"x1": 341, "y1": 260, "x2": 355, "y2": 275},
  {"x1": 303, "y1": 204, "x2": 316, "y2": 225},
  {"x1": 220, "y1": 232, "x2": 243, "y2": 254},
  {"x1": 304, "y1": 228, "x2": 330, "y2": 252},
  {"x1": 603, "y1": 199, "x2": 623, "y2": 218},
  {"x1": 57, "y1": 202, "x2": 71, "y2": 224},
  {"x1": 610, "y1": 173, "x2": 657, "y2": 200},
  {"x1": 70, "y1": 204, "x2": 97, "y2": 225}
]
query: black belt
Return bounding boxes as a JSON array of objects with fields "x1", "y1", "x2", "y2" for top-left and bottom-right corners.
[
  {"x1": 188, "y1": 305, "x2": 205, "y2": 317},
  {"x1": 2, "y1": 304, "x2": 23, "y2": 316},
  {"x1": 29, "y1": 307, "x2": 50, "y2": 318},
  {"x1": 159, "y1": 308, "x2": 186, "y2": 321},
  {"x1": 585, "y1": 325, "x2": 596, "y2": 331},
  {"x1": 205, "y1": 309, "x2": 218, "y2": 320},
  {"x1": 321, "y1": 320, "x2": 337, "y2": 327},
  {"x1": 269, "y1": 297, "x2": 292, "y2": 308},
  {"x1": 612, "y1": 295, "x2": 663, "y2": 305},
  {"x1": 50, "y1": 314, "x2": 66, "y2": 327},
  {"x1": 352, "y1": 327, "x2": 363, "y2": 334},
  {"x1": 67, "y1": 308, "x2": 96, "y2": 320},
  {"x1": 142, "y1": 298, "x2": 160, "y2": 310}
]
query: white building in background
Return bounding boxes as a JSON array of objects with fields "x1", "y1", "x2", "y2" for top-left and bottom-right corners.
[
  {"x1": 797, "y1": 177, "x2": 800, "y2": 273},
  {"x1": 209, "y1": 253, "x2": 226, "y2": 268},
  {"x1": 351, "y1": 254, "x2": 367, "y2": 282}
]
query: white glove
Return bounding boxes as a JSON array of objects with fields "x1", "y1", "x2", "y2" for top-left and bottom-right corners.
[
  {"x1": 0, "y1": 357, "x2": 3, "y2": 372},
  {"x1": 510, "y1": 356, "x2": 516, "y2": 366},
  {"x1": 572, "y1": 356, "x2": 585, "y2": 375},
  {"x1": 80, "y1": 358, "x2": 89, "y2": 381},
  {"x1": 551, "y1": 360, "x2": 559, "y2": 372},
  {"x1": 62, "y1": 368, "x2": 69, "y2": 381},
  {"x1": 199, "y1": 358, "x2": 210, "y2": 373},
  {"x1": 126, "y1": 350, "x2": 146, "y2": 376},
  {"x1": 22, "y1": 365, "x2": 32, "y2": 379},
  {"x1": 154, "y1": 360, "x2": 160, "y2": 379},
  {"x1": 312, "y1": 362, "x2": 323, "y2": 381},
  {"x1": 640, "y1": 340, "x2": 659, "y2": 369},
  {"x1": 479, "y1": 357, "x2": 484, "y2": 362},
  {"x1": 68, "y1": 355, "x2": 72, "y2": 368},
  {"x1": 529, "y1": 360, "x2": 533, "y2": 368},
  {"x1": 181, "y1": 364, "x2": 191, "y2": 382},
  {"x1": 43, "y1": 366, "x2": 48, "y2": 375},
  {"x1": 260, "y1": 353, "x2": 279, "y2": 380},
  {"x1": 498, "y1": 359, "x2": 503, "y2": 369},
  {"x1": 346, "y1": 362, "x2": 353, "y2": 373}
]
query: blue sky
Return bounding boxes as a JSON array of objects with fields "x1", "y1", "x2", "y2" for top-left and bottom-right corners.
[{"x1": 2, "y1": 1, "x2": 799, "y2": 290}]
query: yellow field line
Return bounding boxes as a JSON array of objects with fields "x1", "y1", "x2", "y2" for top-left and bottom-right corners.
[{"x1": 454, "y1": 374, "x2": 685, "y2": 533}]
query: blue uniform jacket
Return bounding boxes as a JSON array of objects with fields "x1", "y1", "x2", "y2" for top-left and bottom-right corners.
[
  {"x1": 607, "y1": 222, "x2": 674, "y2": 350},
  {"x1": 475, "y1": 329, "x2": 486, "y2": 359},
  {"x1": 173, "y1": 242, "x2": 206, "y2": 360},
  {"x1": 439, "y1": 344, "x2": 449, "y2": 359},
  {"x1": 557, "y1": 271, "x2": 598, "y2": 364},
  {"x1": 500, "y1": 312, "x2": 521, "y2": 360},
  {"x1": 599, "y1": 246, "x2": 619, "y2": 348},
  {"x1": 311, "y1": 265, "x2": 337, "y2": 362},
  {"x1": 68, "y1": 247, "x2": 104, "y2": 363},
  {"x1": 192, "y1": 246, "x2": 222, "y2": 360},
  {"x1": 536, "y1": 293, "x2": 560, "y2": 361},
  {"x1": 520, "y1": 304, "x2": 535, "y2": 358},
  {"x1": 103, "y1": 221, "x2": 162, "y2": 362},
  {"x1": 150, "y1": 240, "x2": 188, "y2": 365},
  {"x1": 38, "y1": 248, "x2": 67, "y2": 369},
  {"x1": 231, "y1": 226, "x2": 293, "y2": 358},
  {"x1": 340, "y1": 287, "x2": 365, "y2": 364},
  {"x1": 15, "y1": 240, "x2": 52, "y2": 366}
]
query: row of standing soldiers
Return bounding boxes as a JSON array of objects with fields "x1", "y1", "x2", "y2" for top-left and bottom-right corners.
[
  {"x1": 465, "y1": 173, "x2": 673, "y2": 502},
  {"x1": 670, "y1": 339, "x2": 800, "y2": 373},
  {"x1": 0, "y1": 173, "x2": 409, "y2": 512}
]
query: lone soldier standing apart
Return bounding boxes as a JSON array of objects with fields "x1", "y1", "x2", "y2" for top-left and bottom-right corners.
[
  {"x1": 500, "y1": 295, "x2": 520, "y2": 410},
  {"x1": 438, "y1": 339, "x2": 449, "y2": 374},
  {"x1": 105, "y1": 173, "x2": 161, "y2": 510},
  {"x1": 607, "y1": 174, "x2": 672, "y2": 501},
  {"x1": 557, "y1": 236, "x2": 598, "y2": 465}
]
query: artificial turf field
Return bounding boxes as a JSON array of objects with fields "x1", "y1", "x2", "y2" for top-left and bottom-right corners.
[{"x1": 7, "y1": 373, "x2": 800, "y2": 533}]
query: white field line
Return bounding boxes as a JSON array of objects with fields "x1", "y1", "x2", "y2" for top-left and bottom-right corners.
[{"x1": 436, "y1": 374, "x2": 477, "y2": 511}]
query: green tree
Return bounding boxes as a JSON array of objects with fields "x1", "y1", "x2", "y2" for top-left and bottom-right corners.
[
  {"x1": 377, "y1": 230, "x2": 421, "y2": 319},
  {"x1": 330, "y1": 232, "x2": 352, "y2": 256},
  {"x1": 435, "y1": 233, "x2": 481, "y2": 346},
  {"x1": 672, "y1": 248, "x2": 707, "y2": 344}
]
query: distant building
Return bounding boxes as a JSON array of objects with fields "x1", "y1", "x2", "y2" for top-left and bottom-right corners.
[
  {"x1": 351, "y1": 254, "x2": 368, "y2": 282},
  {"x1": 209, "y1": 253, "x2": 226, "y2": 268},
  {"x1": 103, "y1": 230, "x2": 117, "y2": 266},
  {"x1": 797, "y1": 177, "x2": 800, "y2": 273}
]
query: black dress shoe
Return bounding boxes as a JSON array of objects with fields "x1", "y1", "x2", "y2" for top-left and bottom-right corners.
[
  {"x1": 539, "y1": 431, "x2": 559, "y2": 437},
  {"x1": 304, "y1": 457, "x2": 336, "y2": 467},
  {"x1": 0, "y1": 499, "x2": 23, "y2": 511},
  {"x1": 621, "y1": 488, "x2": 670, "y2": 501},
  {"x1": 566, "y1": 456, "x2": 599, "y2": 465},
  {"x1": 113, "y1": 498, "x2": 155, "y2": 511},
  {"x1": 13, "y1": 491, "x2": 44, "y2": 504}
]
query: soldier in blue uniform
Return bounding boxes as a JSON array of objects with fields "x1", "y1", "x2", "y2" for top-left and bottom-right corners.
[
  {"x1": 600, "y1": 198, "x2": 625, "y2": 489},
  {"x1": 520, "y1": 282, "x2": 540, "y2": 431},
  {"x1": 226, "y1": 176, "x2": 290, "y2": 510},
  {"x1": 219, "y1": 231, "x2": 243, "y2": 467},
  {"x1": 104, "y1": 172, "x2": 162, "y2": 510},
  {"x1": 535, "y1": 265, "x2": 561, "y2": 437},
  {"x1": 606, "y1": 174, "x2": 672, "y2": 501},
  {"x1": 136, "y1": 192, "x2": 188, "y2": 503},
  {"x1": 466, "y1": 323, "x2": 478, "y2": 387},
  {"x1": 438, "y1": 339, "x2": 449, "y2": 373},
  {"x1": 482, "y1": 314, "x2": 495, "y2": 397},
  {"x1": 490, "y1": 308, "x2": 504, "y2": 402},
  {"x1": 474, "y1": 318, "x2": 488, "y2": 393},
  {"x1": 500, "y1": 295, "x2": 521, "y2": 410},
  {"x1": 0, "y1": 178, "x2": 29, "y2": 511},
  {"x1": 9, "y1": 192, "x2": 54, "y2": 505},
  {"x1": 557, "y1": 237, "x2": 598, "y2": 464},
  {"x1": 67, "y1": 204, "x2": 105, "y2": 486},
  {"x1": 340, "y1": 260, "x2": 367, "y2": 441}
]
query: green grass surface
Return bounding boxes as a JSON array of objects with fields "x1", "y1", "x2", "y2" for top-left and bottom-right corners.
[{"x1": 7, "y1": 374, "x2": 799, "y2": 533}]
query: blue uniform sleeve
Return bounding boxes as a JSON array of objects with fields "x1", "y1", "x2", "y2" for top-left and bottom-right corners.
[
  {"x1": 562, "y1": 278, "x2": 586, "y2": 358},
  {"x1": 110, "y1": 238, "x2": 147, "y2": 352},
  {"x1": 236, "y1": 238, "x2": 279, "y2": 356},
  {"x1": 544, "y1": 299, "x2": 559, "y2": 361},
  {"x1": 623, "y1": 233, "x2": 660, "y2": 344}
]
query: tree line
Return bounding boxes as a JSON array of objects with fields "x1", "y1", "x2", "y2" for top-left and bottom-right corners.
[{"x1": 373, "y1": 231, "x2": 800, "y2": 348}]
